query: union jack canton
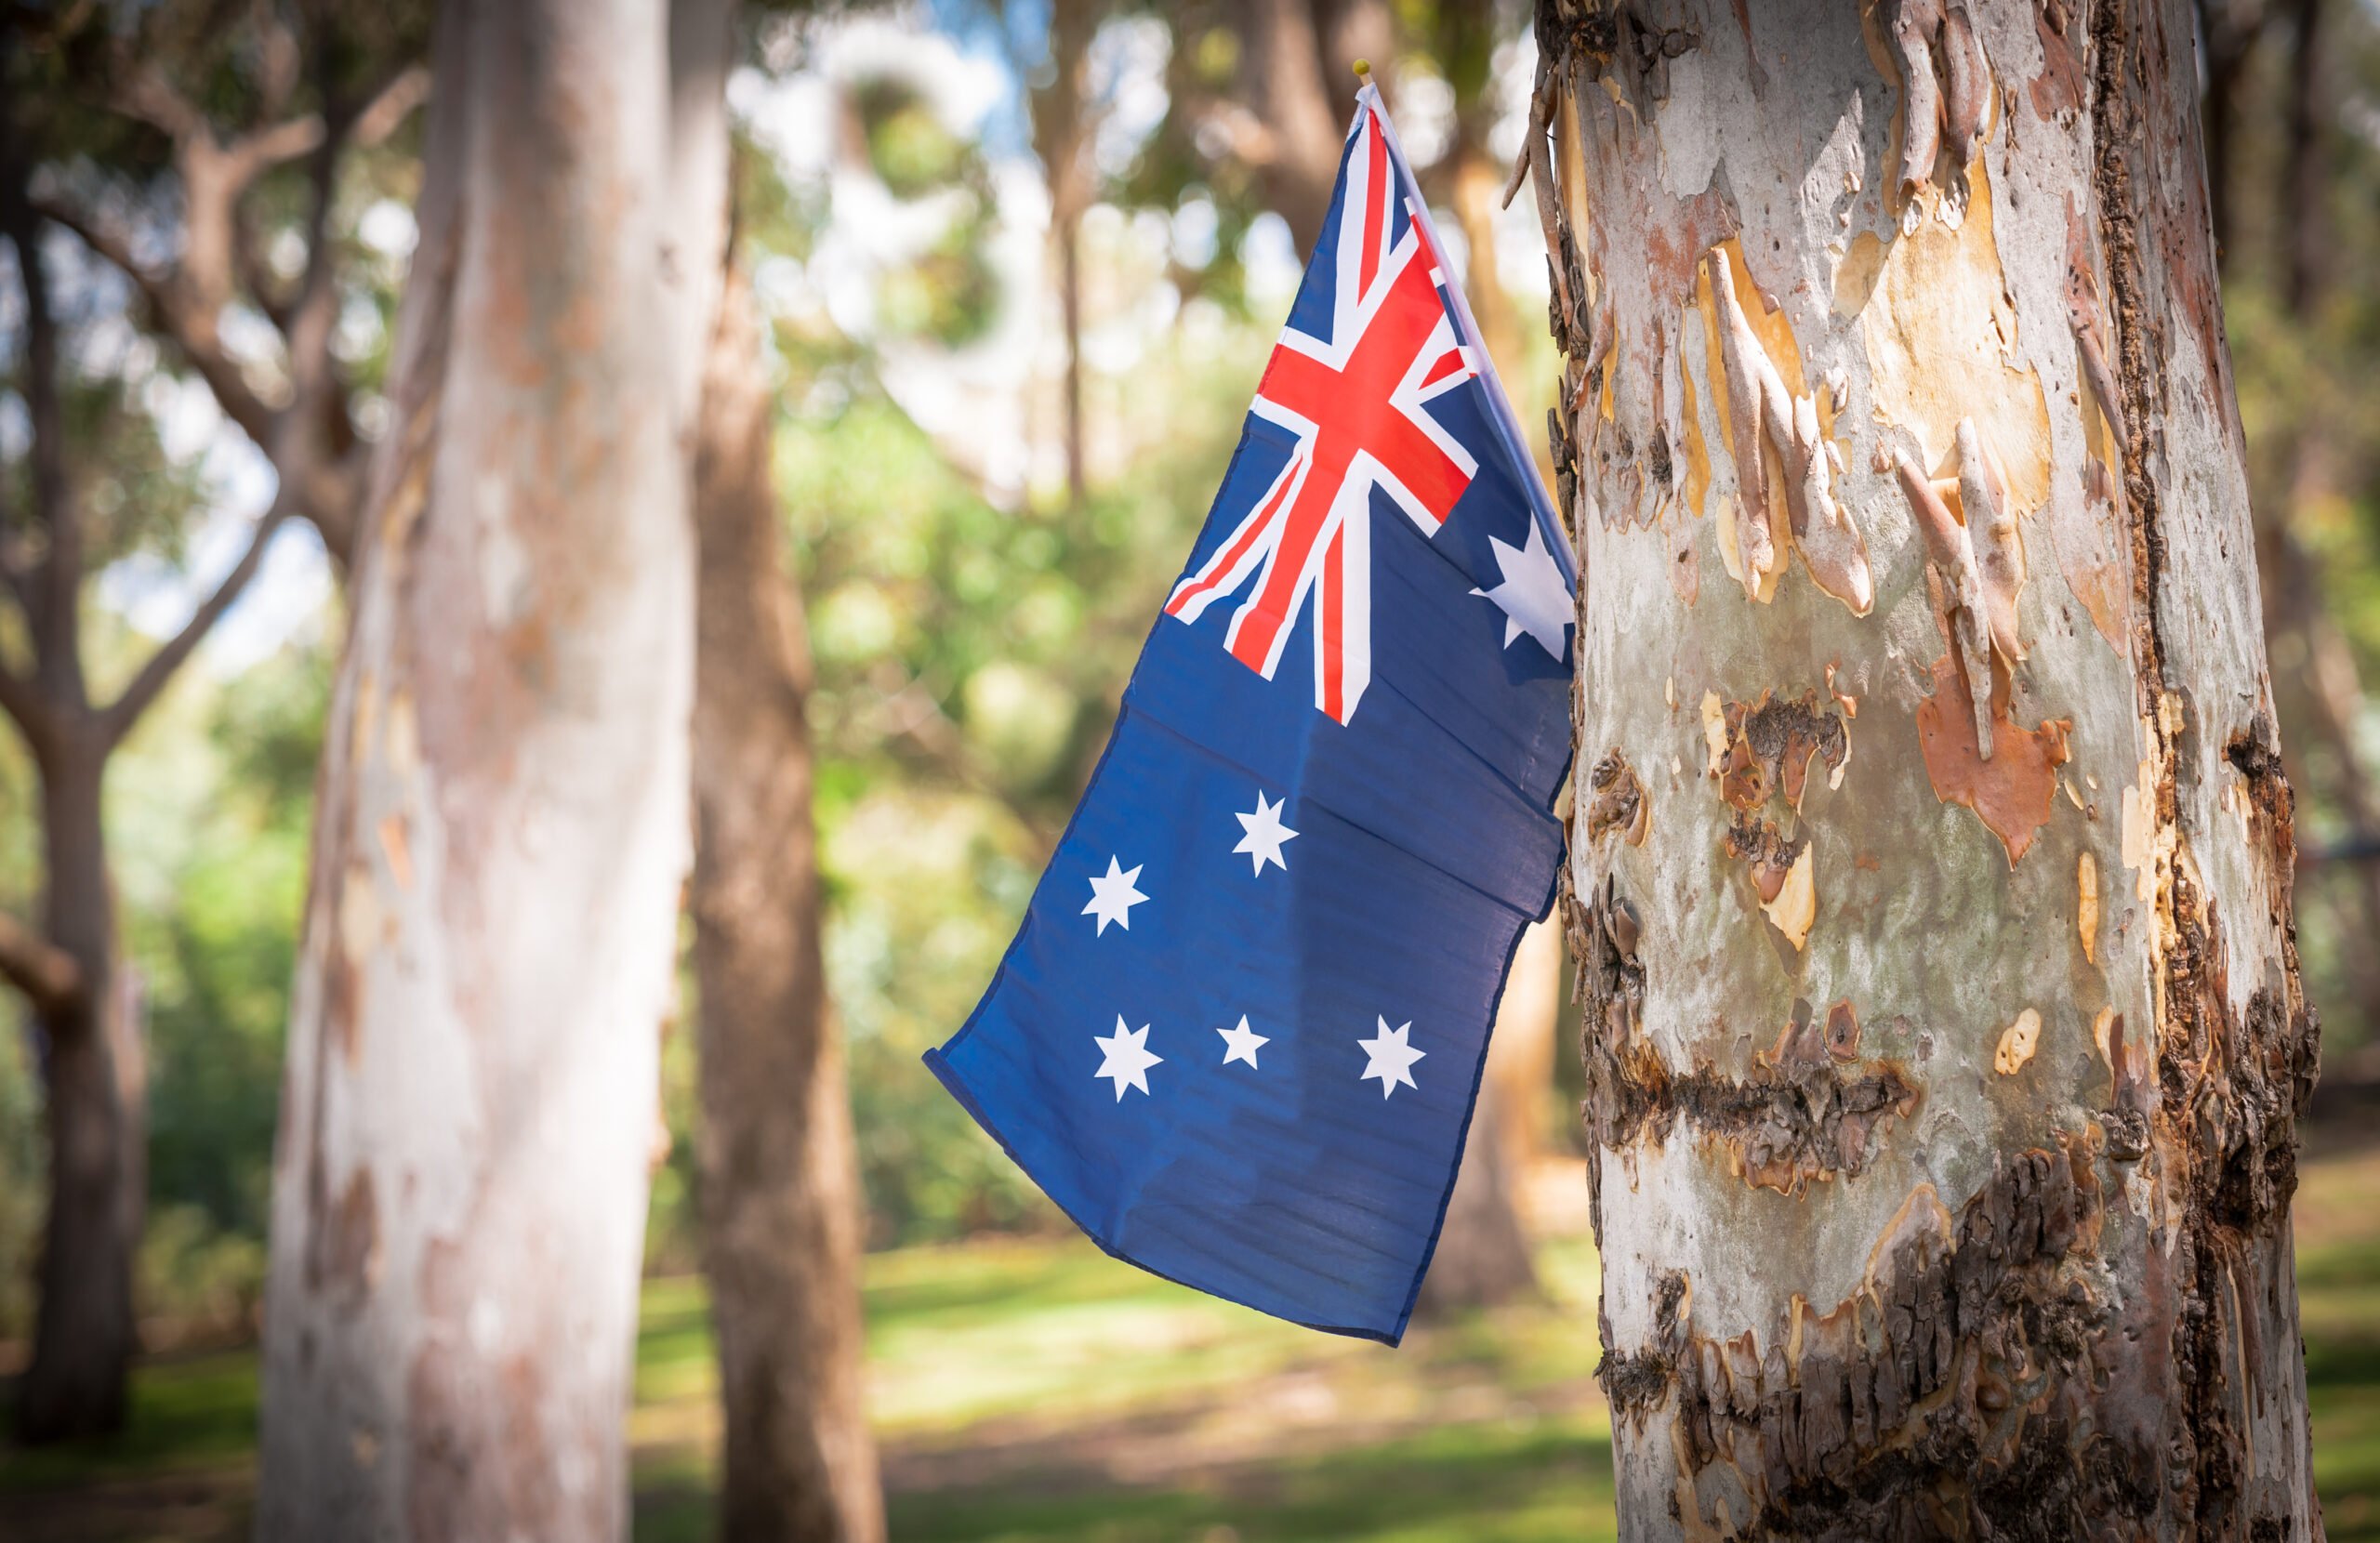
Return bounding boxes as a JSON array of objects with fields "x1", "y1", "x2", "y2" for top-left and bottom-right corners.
[{"x1": 927, "y1": 86, "x2": 1575, "y2": 1343}]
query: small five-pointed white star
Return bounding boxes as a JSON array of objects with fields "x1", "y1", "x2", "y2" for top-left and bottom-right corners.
[
  {"x1": 1093, "y1": 1017, "x2": 1162, "y2": 1101},
  {"x1": 1470, "y1": 519, "x2": 1573, "y2": 660},
  {"x1": 1357, "y1": 1017, "x2": 1426, "y2": 1099},
  {"x1": 1217, "y1": 1015, "x2": 1270, "y2": 1069},
  {"x1": 1233, "y1": 792, "x2": 1299, "y2": 876},
  {"x1": 1082, "y1": 856, "x2": 1148, "y2": 935}
]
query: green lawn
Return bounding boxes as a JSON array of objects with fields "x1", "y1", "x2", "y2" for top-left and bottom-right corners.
[{"x1": 6, "y1": 1149, "x2": 2380, "y2": 1541}]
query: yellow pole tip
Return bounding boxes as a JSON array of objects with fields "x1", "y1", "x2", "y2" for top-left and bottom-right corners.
[{"x1": 1353, "y1": 59, "x2": 1373, "y2": 81}]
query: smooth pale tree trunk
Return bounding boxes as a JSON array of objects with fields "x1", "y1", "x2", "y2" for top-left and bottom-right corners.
[
  {"x1": 256, "y1": 0, "x2": 708, "y2": 1533},
  {"x1": 690, "y1": 259, "x2": 887, "y2": 1543},
  {"x1": 1527, "y1": 1, "x2": 2321, "y2": 1536}
]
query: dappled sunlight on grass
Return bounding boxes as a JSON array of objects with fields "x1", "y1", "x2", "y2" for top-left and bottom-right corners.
[
  {"x1": 2297, "y1": 1148, "x2": 2380, "y2": 1539},
  {"x1": 865, "y1": 1239, "x2": 1369, "y2": 1436},
  {"x1": 0, "y1": 1349, "x2": 258, "y2": 1492},
  {"x1": 7, "y1": 1148, "x2": 2380, "y2": 1539}
]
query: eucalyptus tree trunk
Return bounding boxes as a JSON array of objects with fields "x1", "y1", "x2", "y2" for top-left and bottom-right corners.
[
  {"x1": 1527, "y1": 1, "x2": 2321, "y2": 1536},
  {"x1": 690, "y1": 259, "x2": 886, "y2": 1543},
  {"x1": 255, "y1": 0, "x2": 713, "y2": 1533}
]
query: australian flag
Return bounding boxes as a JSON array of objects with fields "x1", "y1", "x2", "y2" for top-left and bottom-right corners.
[{"x1": 926, "y1": 86, "x2": 1574, "y2": 1343}]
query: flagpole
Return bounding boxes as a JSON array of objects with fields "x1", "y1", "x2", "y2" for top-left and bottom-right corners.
[{"x1": 1353, "y1": 60, "x2": 1579, "y2": 590}]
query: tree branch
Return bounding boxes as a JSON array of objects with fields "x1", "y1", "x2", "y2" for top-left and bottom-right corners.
[
  {"x1": 351, "y1": 66, "x2": 432, "y2": 149},
  {"x1": 109, "y1": 58, "x2": 213, "y2": 142},
  {"x1": 53, "y1": 57, "x2": 430, "y2": 577},
  {"x1": 874, "y1": 674, "x2": 1063, "y2": 851},
  {"x1": 229, "y1": 113, "x2": 327, "y2": 178},
  {"x1": 0, "y1": 447, "x2": 33, "y2": 621},
  {"x1": 98, "y1": 495, "x2": 293, "y2": 745},
  {"x1": 0, "y1": 188, "x2": 86, "y2": 708},
  {"x1": 30, "y1": 193, "x2": 284, "y2": 449},
  {"x1": 0, "y1": 909, "x2": 83, "y2": 1018},
  {"x1": 0, "y1": 661, "x2": 55, "y2": 755}
]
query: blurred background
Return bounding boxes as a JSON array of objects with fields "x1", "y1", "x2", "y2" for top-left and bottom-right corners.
[{"x1": 2, "y1": 1, "x2": 2378, "y2": 1538}]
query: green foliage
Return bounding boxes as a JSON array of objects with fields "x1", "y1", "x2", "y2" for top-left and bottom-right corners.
[
  {"x1": 125, "y1": 640, "x2": 325, "y2": 1284},
  {"x1": 856, "y1": 76, "x2": 977, "y2": 198}
]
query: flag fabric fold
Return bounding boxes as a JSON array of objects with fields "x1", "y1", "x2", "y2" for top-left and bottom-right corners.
[{"x1": 925, "y1": 86, "x2": 1575, "y2": 1344}]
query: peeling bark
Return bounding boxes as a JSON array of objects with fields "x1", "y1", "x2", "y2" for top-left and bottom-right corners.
[
  {"x1": 1529, "y1": 1, "x2": 2321, "y2": 1535},
  {"x1": 256, "y1": 1, "x2": 708, "y2": 1535}
]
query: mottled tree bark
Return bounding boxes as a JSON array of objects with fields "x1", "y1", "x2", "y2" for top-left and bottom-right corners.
[
  {"x1": 1527, "y1": 1, "x2": 2321, "y2": 1536},
  {"x1": 690, "y1": 259, "x2": 887, "y2": 1543},
  {"x1": 255, "y1": 0, "x2": 706, "y2": 1533}
]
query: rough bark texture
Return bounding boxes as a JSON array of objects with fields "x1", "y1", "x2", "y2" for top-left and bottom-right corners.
[
  {"x1": 255, "y1": 0, "x2": 701, "y2": 1534},
  {"x1": 691, "y1": 261, "x2": 887, "y2": 1543},
  {"x1": 1528, "y1": 1, "x2": 2322, "y2": 1536}
]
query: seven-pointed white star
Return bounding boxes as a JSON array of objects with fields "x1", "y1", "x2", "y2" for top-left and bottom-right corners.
[
  {"x1": 1357, "y1": 1017, "x2": 1426, "y2": 1099},
  {"x1": 1469, "y1": 520, "x2": 1572, "y2": 660},
  {"x1": 1094, "y1": 1017, "x2": 1163, "y2": 1101},
  {"x1": 1233, "y1": 792, "x2": 1299, "y2": 877},
  {"x1": 1082, "y1": 856, "x2": 1149, "y2": 935},
  {"x1": 1217, "y1": 1014, "x2": 1270, "y2": 1069}
]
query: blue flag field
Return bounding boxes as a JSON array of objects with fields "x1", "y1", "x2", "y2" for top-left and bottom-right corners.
[{"x1": 925, "y1": 85, "x2": 1576, "y2": 1344}]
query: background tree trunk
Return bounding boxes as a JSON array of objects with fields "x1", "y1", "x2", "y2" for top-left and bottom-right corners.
[
  {"x1": 1030, "y1": 0, "x2": 1104, "y2": 510},
  {"x1": 1235, "y1": 0, "x2": 1355, "y2": 253},
  {"x1": 256, "y1": 0, "x2": 703, "y2": 1533},
  {"x1": 1530, "y1": 0, "x2": 2321, "y2": 1535},
  {"x1": 3, "y1": 7, "x2": 421, "y2": 1441},
  {"x1": 1418, "y1": 919, "x2": 1557, "y2": 1316},
  {"x1": 17, "y1": 728, "x2": 139, "y2": 1442},
  {"x1": 691, "y1": 258, "x2": 887, "y2": 1543},
  {"x1": 1411, "y1": 8, "x2": 1558, "y2": 1318}
]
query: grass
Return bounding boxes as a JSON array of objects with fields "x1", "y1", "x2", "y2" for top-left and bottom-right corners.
[
  {"x1": 2300, "y1": 1147, "x2": 2380, "y2": 1539},
  {"x1": 4, "y1": 1152, "x2": 2379, "y2": 1541}
]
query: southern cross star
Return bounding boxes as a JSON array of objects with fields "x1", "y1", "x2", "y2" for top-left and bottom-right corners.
[
  {"x1": 1233, "y1": 791, "x2": 1299, "y2": 877},
  {"x1": 1217, "y1": 1015, "x2": 1270, "y2": 1069},
  {"x1": 1470, "y1": 518, "x2": 1572, "y2": 660},
  {"x1": 1094, "y1": 1018, "x2": 1162, "y2": 1100},
  {"x1": 1082, "y1": 856, "x2": 1148, "y2": 935},
  {"x1": 1357, "y1": 1017, "x2": 1425, "y2": 1098}
]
